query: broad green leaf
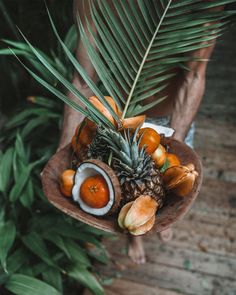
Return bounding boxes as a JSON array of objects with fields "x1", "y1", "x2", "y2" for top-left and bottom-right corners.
[
  {"x1": 32, "y1": 263, "x2": 48, "y2": 276},
  {"x1": 52, "y1": 223, "x2": 103, "y2": 248},
  {"x1": 87, "y1": 246, "x2": 109, "y2": 265},
  {"x1": 43, "y1": 232, "x2": 71, "y2": 259},
  {"x1": 0, "y1": 147, "x2": 14, "y2": 193},
  {"x1": 68, "y1": 265, "x2": 104, "y2": 295},
  {"x1": 64, "y1": 239, "x2": 91, "y2": 267},
  {"x1": 81, "y1": 225, "x2": 112, "y2": 237},
  {"x1": 26, "y1": 96, "x2": 60, "y2": 109},
  {"x1": 19, "y1": 179, "x2": 34, "y2": 209},
  {"x1": 22, "y1": 232, "x2": 59, "y2": 270},
  {"x1": 21, "y1": 116, "x2": 53, "y2": 138},
  {"x1": 29, "y1": 214, "x2": 60, "y2": 232},
  {"x1": 9, "y1": 165, "x2": 30, "y2": 202},
  {"x1": 5, "y1": 274, "x2": 61, "y2": 295},
  {"x1": 5, "y1": 108, "x2": 55, "y2": 129},
  {"x1": 73, "y1": 232, "x2": 103, "y2": 248},
  {"x1": 42, "y1": 267, "x2": 63, "y2": 293},
  {"x1": 0, "y1": 273, "x2": 8, "y2": 284},
  {"x1": 52, "y1": 221, "x2": 84, "y2": 238},
  {"x1": 12, "y1": 150, "x2": 27, "y2": 182},
  {"x1": 15, "y1": 133, "x2": 27, "y2": 161},
  {"x1": 6, "y1": 248, "x2": 28, "y2": 274},
  {"x1": 18, "y1": 265, "x2": 34, "y2": 277},
  {"x1": 0, "y1": 220, "x2": 16, "y2": 271}
]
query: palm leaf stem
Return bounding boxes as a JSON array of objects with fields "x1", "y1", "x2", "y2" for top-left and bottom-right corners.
[{"x1": 121, "y1": 0, "x2": 172, "y2": 119}]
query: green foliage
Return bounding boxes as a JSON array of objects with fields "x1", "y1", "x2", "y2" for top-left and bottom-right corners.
[
  {"x1": 0, "y1": 0, "x2": 74, "y2": 113},
  {"x1": 5, "y1": 274, "x2": 61, "y2": 295},
  {"x1": 0, "y1": 28, "x2": 112, "y2": 287},
  {"x1": 0, "y1": 9, "x2": 109, "y2": 293},
  {"x1": 79, "y1": 0, "x2": 236, "y2": 118},
  {"x1": 0, "y1": 93, "x2": 108, "y2": 294},
  {"x1": 10, "y1": 0, "x2": 236, "y2": 126}
]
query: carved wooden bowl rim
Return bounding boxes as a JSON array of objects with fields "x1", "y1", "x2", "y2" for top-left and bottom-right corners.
[{"x1": 41, "y1": 138, "x2": 203, "y2": 235}]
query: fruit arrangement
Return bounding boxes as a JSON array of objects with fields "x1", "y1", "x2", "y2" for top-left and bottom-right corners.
[{"x1": 59, "y1": 97, "x2": 199, "y2": 236}]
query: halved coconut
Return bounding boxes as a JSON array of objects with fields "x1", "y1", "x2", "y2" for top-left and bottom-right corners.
[
  {"x1": 142, "y1": 122, "x2": 175, "y2": 137},
  {"x1": 72, "y1": 159, "x2": 121, "y2": 216}
]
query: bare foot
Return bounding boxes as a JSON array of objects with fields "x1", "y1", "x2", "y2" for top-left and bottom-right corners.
[
  {"x1": 159, "y1": 228, "x2": 173, "y2": 242},
  {"x1": 128, "y1": 235, "x2": 146, "y2": 264}
]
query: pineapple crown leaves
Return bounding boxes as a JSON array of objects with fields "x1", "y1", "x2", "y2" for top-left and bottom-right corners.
[
  {"x1": 7, "y1": 1, "x2": 236, "y2": 127},
  {"x1": 95, "y1": 127, "x2": 154, "y2": 183}
]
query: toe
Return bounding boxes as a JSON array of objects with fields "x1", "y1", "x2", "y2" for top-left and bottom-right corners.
[{"x1": 159, "y1": 228, "x2": 173, "y2": 242}]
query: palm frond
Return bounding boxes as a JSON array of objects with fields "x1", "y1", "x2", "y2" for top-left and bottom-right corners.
[
  {"x1": 16, "y1": 29, "x2": 115, "y2": 129},
  {"x1": 80, "y1": 0, "x2": 236, "y2": 118},
  {"x1": 11, "y1": 0, "x2": 236, "y2": 125}
]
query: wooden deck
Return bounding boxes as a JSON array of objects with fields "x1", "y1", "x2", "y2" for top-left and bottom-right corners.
[{"x1": 85, "y1": 27, "x2": 236, "y2": 295}]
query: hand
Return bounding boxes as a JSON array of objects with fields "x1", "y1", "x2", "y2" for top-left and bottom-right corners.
[
  {"x1": 57, "y1": 92, "x2": 85, "y2": 152},
  {"x1": 172, "y1": 130, "x2": 185, "y2": 142}
]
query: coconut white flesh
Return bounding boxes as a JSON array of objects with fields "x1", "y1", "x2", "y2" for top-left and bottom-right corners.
[
  {"x1": 72, "y1": 162, "x2": 114, "y2": 216},
  {"x1": 142, "y1": 122, "x2": 175, "y2": 137}
]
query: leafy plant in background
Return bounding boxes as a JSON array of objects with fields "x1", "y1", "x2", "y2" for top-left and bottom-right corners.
[
  {"x1": 0, "y1": 9, "x2": 109, "y2": 295},
  {"x1": 0, "y1": 93, "x2": 110, "y2": 295}
]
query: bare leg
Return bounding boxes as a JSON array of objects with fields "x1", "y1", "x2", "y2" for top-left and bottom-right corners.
[
  {"x1": 128, "y1": 235, "x2": 146, "y2": 264},
  {"x1": 159, "y1": 228, "x2": 173, "y2": 242}
]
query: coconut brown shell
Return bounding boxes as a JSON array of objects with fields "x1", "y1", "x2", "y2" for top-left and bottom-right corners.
[{"x1": 41, "y1": 137, "x2": 203, "y2": 234}]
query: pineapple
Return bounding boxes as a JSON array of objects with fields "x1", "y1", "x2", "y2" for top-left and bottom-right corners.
[{"x1": 89, "y1": 127, "x2": 165, "y2": 207}]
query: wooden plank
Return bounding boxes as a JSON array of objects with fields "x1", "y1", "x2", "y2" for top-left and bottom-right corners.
[
  {"x1": 96, "y1": 258, "x2": 236, "y2": 295},
  {"x1": 194, "y1": 179, "x2": 236, "y2": 217},
  {"x1": 83, "y1": 279, "x2": 183, "y2": 295},
  {"x1": 199, "y1": 104, "x2": 236, "y2": 124},
  {"x1": 194, "y1": 119, "x2": 236, "y2": 152},
  {"x1": 197, "y1": 148, "x2": 236, "y2": 183},
  {"x1": 169, "y1": 219, "x2": 236, "y2": 257},
  {"x1": 101, "y1": 235, "x2": 236, "y2": 280}
]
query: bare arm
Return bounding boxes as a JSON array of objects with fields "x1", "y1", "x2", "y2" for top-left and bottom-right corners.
[
  {"x1": 171, "y1": 3, "x2": 224, "y2": 141},
  {"x1": 170, "y1": 43, "x2": 215, "y2": 141}
]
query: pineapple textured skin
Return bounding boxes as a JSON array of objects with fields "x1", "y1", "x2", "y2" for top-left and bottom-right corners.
[{"x1": 89, "y1": 127, "x2": 165, "y2": 205}]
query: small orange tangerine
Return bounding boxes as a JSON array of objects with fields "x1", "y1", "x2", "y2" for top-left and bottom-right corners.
[
  {"x1": 80, "y1": 175, "x2": 109, "y2": 208},
  {"x1": 60, "y1": 169, "x2": 75, "y2": 197},
  {"x1": 138, "y1": 127, "x2": 161, "y2": 155},
  {"x1": 166, "y1": 153, "x2": 181, "y2": 168},
  {"x1": 71, "y1": 119, "x2": 97, "y2": 153},
  {"x1": 152, "y1": 144, "x2": 167, "y2": 167}
]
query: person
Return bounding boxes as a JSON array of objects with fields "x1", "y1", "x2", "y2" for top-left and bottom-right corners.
[{"x1": 58, "y1": 0, "x2": 222, "y2": 264}]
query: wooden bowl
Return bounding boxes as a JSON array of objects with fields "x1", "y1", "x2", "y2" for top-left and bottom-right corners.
[{"x1": 41, "y1": 138, "x2": 203, "y2": 234}]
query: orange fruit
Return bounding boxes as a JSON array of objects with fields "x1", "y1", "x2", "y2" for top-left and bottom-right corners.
[
  {"x1": 60, "y1": 169, "x2": 75, "y2": 197},
  {"x1": 138, "y1": 127, "x2": 161, "y2": 155},
  {"x1": 71, "y1": 119, "x2": 96, "y2": 153},
  {"x1": 152, "y1": 144, "x2": 167, "y2": 167},
  {"x1": 166, "y1": 153, "x2": 181, "y2": 168},
  {"x1": 80, "y1": 175, "x2": 109, "y2": 208}
]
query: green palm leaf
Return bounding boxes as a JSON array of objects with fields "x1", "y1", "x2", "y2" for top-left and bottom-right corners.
[
  {"x1": 11, "y1": 0, "x2": 236, "y2": 124},
  {"x1": 80, "y1": 0, "x2": 236, "y2": 119}
]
